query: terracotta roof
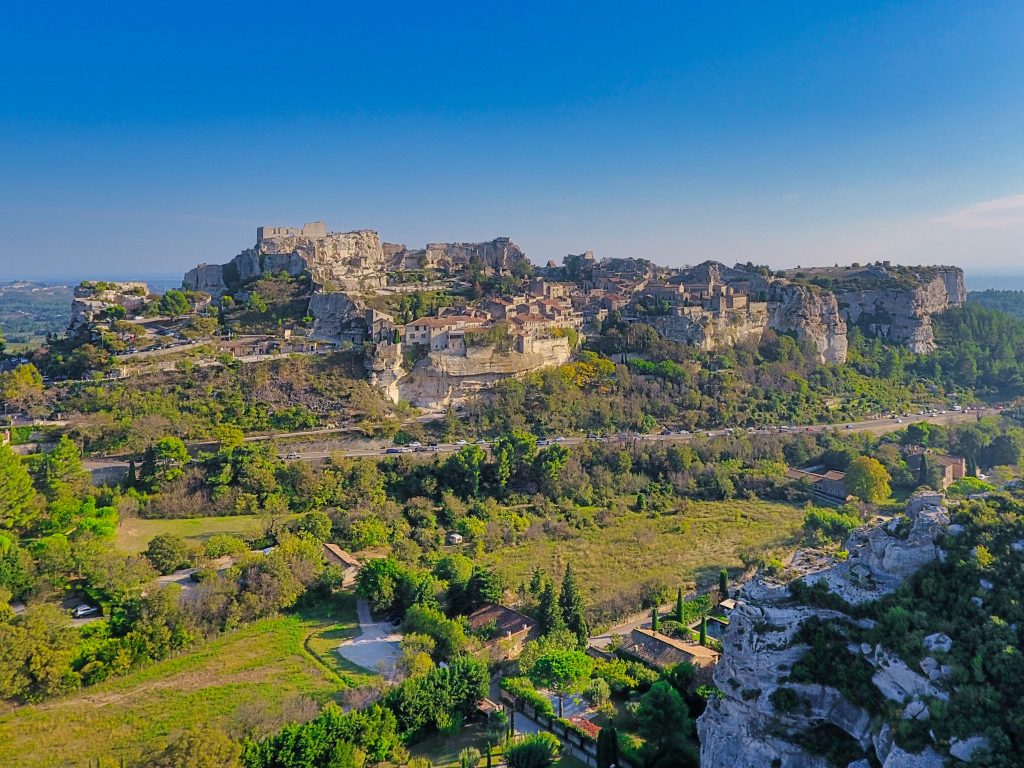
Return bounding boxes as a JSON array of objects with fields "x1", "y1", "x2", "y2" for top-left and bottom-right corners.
[
  {"x1": 323, "y1": 543, "x2": 361, "y2": 569},
  {"x1": 625, "y1": 628, "x2": 720, "y2": 670},
  {"x1": 467, "y1": 603, "x2": 538, "y2": 637}
]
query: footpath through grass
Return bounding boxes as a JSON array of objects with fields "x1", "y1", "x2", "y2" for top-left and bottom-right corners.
[
  {"x1": 0, "y1": 597, "x2": 369, "y2": 767},
  {"x1": 486, "y1": 499, "x2": 805, "y2": 611}
]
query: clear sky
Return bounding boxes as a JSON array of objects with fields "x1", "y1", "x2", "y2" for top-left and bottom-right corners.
[{"x1": 2, "y1": 1, "x2": 1024, "y2": 280}]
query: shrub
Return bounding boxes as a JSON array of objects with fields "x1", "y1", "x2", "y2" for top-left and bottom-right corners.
[
  {"x1": 500, "y1": 677, "x2": 555, "y2": 717},
  {"x1": 504, "y1": 733, "x2": 561, "y2": 768}
]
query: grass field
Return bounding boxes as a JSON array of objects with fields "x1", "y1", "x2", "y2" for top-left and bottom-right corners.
[
  {"x1": 485, "y1": 499, "x2": 805, "y2": 611},
  {"x1": 0, "y1": 599, "x2": 368, "y2": 767},
  {"x1": 115, "y1": 514, "x2": 283, "y2": 553}
]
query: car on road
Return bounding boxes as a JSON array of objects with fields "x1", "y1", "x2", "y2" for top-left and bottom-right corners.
[
  {"x1": 407, "y1": 441, "x2": 422, "y2": 448},
  {"x1": 455, "y1": 439, "x2": 468, "y2": 446},
  {"x1": 72, "y1": 604, "x2": 99, "y2": 618},
  {"x1": 385, "y1": 447, "x2": 402, "y2": 454},
  {"x1": 285, "y1": 453, "x2": 300, "y2": 460}
]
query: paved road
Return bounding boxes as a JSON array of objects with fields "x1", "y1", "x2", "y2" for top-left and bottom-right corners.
[{"x1": 81, "y1": 408, "x2": 996, "y2": 475}]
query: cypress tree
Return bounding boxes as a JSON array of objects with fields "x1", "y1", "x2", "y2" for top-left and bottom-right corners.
[
  {"x1": 699, "y1": 615, "x2": 708, "y2": 646},
  {"x1": 651, "y1": 605, "x2": 659, "y2": 633},
  {"x1": 676, "y1": 587, "x2": 684, "y2": 623},
  {"x1": 719, "y1": 569, "x2": 729, "y2": 600},
  {"x1": 538, "y1": 581, "x2": 565, "y2": 635},
  {"x1": 596, "y1": 725, "x2": 620, "y2": 768},
  {"x1": 918, "y1": 452, "x2": 929, "y2": 487},
  {"x1": 559, "y1": 564, "x2": 589, "y2": 646},
  {"x1": 125, "y1": 458, "x2": 137, "y2": 490},
  {"x1": 529, "y1": 566, "x2": 544, "y2": 596}
]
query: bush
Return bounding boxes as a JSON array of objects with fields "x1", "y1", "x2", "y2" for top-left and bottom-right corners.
[
  {"x1": 504, "y1": 733, "x2": 561, "y2": 768},
  {"x1": 500, "y1": 677, "x2": 555, "y2": 716},
  {"x1": 144, "y1": 533, "x2": 195, "y2": 575}
]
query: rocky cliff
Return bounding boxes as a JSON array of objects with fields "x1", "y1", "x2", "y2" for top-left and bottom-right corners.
[
  {"x1": 698, "y1": 493, "x2": 968, "y2": 768},
  {"x1": 649, "y1": 303, "x2": 770, "y2": 351},
  {"x1": 183, "y1": 227, "x2": 528, "y2": 298},
  {"x1": 688, "y1": 262, "x2": 965, "y2": 362},
  {"x1": 769, "y1": 284, "x2": 849, "y2": 363},
  {"x1": 368, "y1": 337, "x2": 571, "y2": 408},
  {"x1": 837, "y1": 268, "x2": 966, "y2": 353}
]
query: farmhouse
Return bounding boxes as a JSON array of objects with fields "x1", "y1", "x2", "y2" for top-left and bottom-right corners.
[
  {"x1": 786, "y1": 466, "x2": 850, "y2": 503},
  {"x1": 622, "y1": 627, "x2": 720, "y2": 672},
  {"x1": 467, "y1": 602, "x2": 539, "y2": 660}
]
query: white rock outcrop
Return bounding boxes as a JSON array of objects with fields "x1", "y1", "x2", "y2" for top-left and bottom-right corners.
[{"x1": 698, "y1": 493, "x2": 952, "y2": 768}]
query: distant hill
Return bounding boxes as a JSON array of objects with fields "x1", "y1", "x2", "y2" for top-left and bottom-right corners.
[
  {"x1": 967, "y1": 289, "x2": 1024, "y2": 319},
  {"x1": 0, "y1": 281, "x2": 73, "y2": 349}
]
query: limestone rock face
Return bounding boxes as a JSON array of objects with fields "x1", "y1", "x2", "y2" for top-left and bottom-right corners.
[
  {"x1": 769, "y1": 284, "x2": 849, "y2": 363},
  {"x1": 385, "y1": 237, "x2": 528, "y2": 274},
  {"x1": 69, "y1": 282, "x2": 151, "y2": 329},
  {"x1": 308, "y1": 292, "x2": 364, "y2": 342},
  {"x1": 379, "y1": 337, "x2": 572, "y2": 408},
  {"x1": 182, "y1": 263, "x2": 226, "y2": 296},
  {"x1": 698, "y1": 494, "x2": 952, "y2": 768},
  {"x1": 650, "y1": 302, "x2": 770, "y2": 351},
  {"x1": 837, "y1": 268, "x2": 966, "y2": 353},
  {"x1": 183, "y1": 230, "x2": 527, "y2": 298}
]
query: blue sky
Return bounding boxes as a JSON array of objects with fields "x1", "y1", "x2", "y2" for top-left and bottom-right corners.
[{"x1": 2, "y1": 1, "x2": 1024, "y2": 280}]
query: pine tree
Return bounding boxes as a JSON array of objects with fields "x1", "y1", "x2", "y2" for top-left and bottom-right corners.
[
  {"x1": 559, "y1": 564, "x2": 589, "y2": 646},
  {"x1": 125, "y1": 459, "x2": 137, "y2": 490},
  {"x1": 719, "y1": 569, "x2": 729, "y2": 601},
  {"x1": 538, "y1": 582, "x2": 565, "y2": 635},
  {"x1": 676, "y1": 587, "x2": 684, "y2": 623},
  {"x1": 699, "y1": 615, "x2": 707, "y2": 646},
  {"x1": 651, "y1": 605, "x2": 659, "y2": 633}
]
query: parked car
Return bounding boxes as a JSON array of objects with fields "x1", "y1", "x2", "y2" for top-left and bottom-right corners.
[{"x1": 72, "y1": 604, "x2": 99, "y2": 618}]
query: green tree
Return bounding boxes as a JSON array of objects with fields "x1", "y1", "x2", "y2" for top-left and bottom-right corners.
[
  {"x1": 152, "y1": 728, "x2": 241, "y2": 768},
  {"x1": 0, "y1": 443, "x2": 37, "y2": 531},
  {"x1": 356, "y1": 557, "x2": 404, "y2": 613},
  {"x1": 483, "y1": 709, "x2": 509, "y2": 768},
  {"x1": 144, "y1": 533, "x2": 194, "y2": 575},
  {"x1": 533, "y1": 444, "x2": 570, "y2": 496},
  {"x1": 140, "y1": 436, "x2": 189, "y2": 489},
  {"x1": 651, "y1": 605, "x2": 659, "y2": 633},
  {"x1": 296, "y1": 510, "x2": 333, "y2": 542},
  {"x1": 676, "y1": 587, "x2": 684, "y2": 623},
  {"x1": 493, "y1": 429, "x2": 538, "y2": 491},
  {"x1": 558, "y1": 563, "x2": 588, "y2": 646},
  {"x1": 38, "y1": 436, "x2": 89, "y2": 501},
  {"x1": 529, "y1": 649, "x2": 594, "y2": 718},
  {"x1": 0, "y1": 603, "x2": 78, "y2": 701},
  {"x1": 635, "y1": 681, "x2": 694, "y2": 768},
  {"x1": 467, "y1": 567, "x2": 505, "y2": 611},
  {"x1": 448, "y1": 445, "x2": 486, "y2": 498},
  {"x1": 0, "y1": 363, "x2": 45, "y2": 414},
  {"x1": 158, "y1": 289, "x2": 191, "y2": 319},
  {"x1": 699, "y1": 616, "x2": 707, "y2": 646},
  {"x1": 845, "y1": 456, "x2": 892, "y2": 503},
  {"x1": 537, "y1": 581, "x2": 565, "y2": 636},
  {"x1": 719, "y1": 569, "x2": 729, "y2": 600}
]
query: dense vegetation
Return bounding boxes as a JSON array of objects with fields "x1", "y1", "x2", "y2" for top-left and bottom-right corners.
[{"x1": 968, "y1": 289, "x2": 1024, "y2": 320}]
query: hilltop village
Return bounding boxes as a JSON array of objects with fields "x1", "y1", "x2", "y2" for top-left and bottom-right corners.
[
  {"x1": 4, "y1": 220, "x2": 1024, "y2": 768},
  {"x1": 59, "y1": 220, "x2": 966, "y2": 409}
]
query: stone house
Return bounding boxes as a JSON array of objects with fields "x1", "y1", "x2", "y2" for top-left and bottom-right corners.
[
  {"x1": 404, "y1": 315, "x2": 488, "y2": 351},
  {"x1": 467, "y1": 603, "x2": 539, "y2": 660},
  {"x1": 622, "y1": 627, "x2": 720, "y2": 672},
  {"x1": 904, "y1": 449, "x2": 967, "y2": 490},
  {"x1": 322, "y1": 543, "x2": 361, "y2": 587},
  {"x1": 786, "y1": 467, "x2": 851, "y2": 503}
]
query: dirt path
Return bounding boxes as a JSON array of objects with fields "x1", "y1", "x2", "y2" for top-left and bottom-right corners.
[{"x1": 336, "y1": 599, "x2": 403, "y2": 680}]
